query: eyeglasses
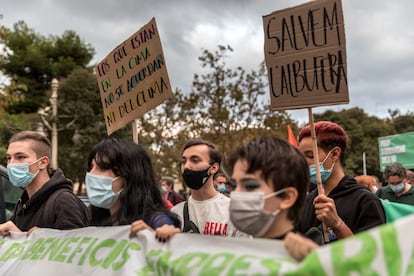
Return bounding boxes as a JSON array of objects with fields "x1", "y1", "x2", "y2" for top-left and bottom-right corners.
[{"x1": 388, "y1": 179, "x2": 404, "y2": 185}]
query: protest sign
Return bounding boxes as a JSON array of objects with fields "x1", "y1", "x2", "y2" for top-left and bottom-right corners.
[
  {"x1": 378, "y1": 131, "x2": 414, "y2": 171},
  {"x1": 263, "y1": 0, "x2": 349, "y2": 110},
  {"x1": 2, "y1": 214, "x2": 414, "y2": 275},
  {"x1": 95, "y1": 18, "x2": 173, "y2": 135}
]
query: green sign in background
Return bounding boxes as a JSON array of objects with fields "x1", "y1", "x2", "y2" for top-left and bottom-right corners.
[{"x1": 378, "y1": 131, "x2": 414, "y2": 171}]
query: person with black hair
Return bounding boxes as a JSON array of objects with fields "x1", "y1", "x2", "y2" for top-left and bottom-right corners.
[{"x1": 84, "y1": 138, "x2": 179, "y2": 239}]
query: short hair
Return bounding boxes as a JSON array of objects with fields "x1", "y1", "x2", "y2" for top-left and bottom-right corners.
[
  {"x1": 298, "y1": 121, "x2": 349, "y2": 163},
  {"x1": 383, "y1": 163, "x2": 406, "y2": 180},
  {"x1": 214, "y1": 172, "x2": 227, "y2": 181},
  {"x1": 182, "y1": 138, "x2": 222, "y2": 165},
  {"x1": 229, "y1": 136, "x2": 309, "y2": 224},
  {"x1": 161, "y1": 176, "x2": 175, "y2": 189},
  {"x1": 407, "y1": 170, "x2": 414, "y2": 180},
  {"x1": 355, "y1": 175, "x2": 377, "y2": 190},
  {"x1": 9, "y1": 130, "x2": 51, "y2": 158}
]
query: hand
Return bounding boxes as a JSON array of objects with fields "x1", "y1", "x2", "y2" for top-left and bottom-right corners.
[
  {"x1": 27, "y1": 226, "x2": 39, "y2": 237},
  {"x1": 129, "y1": 220, "x2": 153, "y2": 238},
  {"x1": 313, "y1": 194, "x2": 342, "y2": 229},
  {"x1": 154, "y1": 225, "x2": 180, "y2": 243},
  {"x1": 283, "y1": 232, "x2": 318, "y2": 261},
  {"x1": 0, "y1": 221, "x2": 21, "y2": 236}
]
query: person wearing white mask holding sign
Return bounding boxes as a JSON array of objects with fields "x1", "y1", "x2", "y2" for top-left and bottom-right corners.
[
  {"x1": 0, "y1": 130, "x2": 89, "y2": 236},
  {"x1": 85, "y1": 138, "x2": 179, "y2": 241}
]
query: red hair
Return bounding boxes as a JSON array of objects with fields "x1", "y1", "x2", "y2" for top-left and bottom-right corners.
[{"x1": 298, "y1": 121, "x2": 349, "y2": 162}]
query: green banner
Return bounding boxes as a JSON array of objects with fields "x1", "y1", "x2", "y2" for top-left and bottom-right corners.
[{"x1": 378, "y1": 131, "x2": 414, "y2": 171}]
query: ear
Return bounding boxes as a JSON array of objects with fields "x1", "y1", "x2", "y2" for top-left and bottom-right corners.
[
  {"x1": 39, "y1": 156, "x2": 49, "y2": 170},
  {"x1": 330, "y1": 147, "x2": 341, "y2": 162},
  {"x1": 210, "y1": 163, "x2": 220, "y2": 175},
  {"x1": 279, "y1": 187, "x2": 298, "y2": 211}
]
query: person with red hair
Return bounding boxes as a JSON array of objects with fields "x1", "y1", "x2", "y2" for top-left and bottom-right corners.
[
  {"x1": 295, "y1": 121, "x2": 385, "y2": 242},
  {"x1": 355, "y1": 175, "x2": 380, "y2": 193}
]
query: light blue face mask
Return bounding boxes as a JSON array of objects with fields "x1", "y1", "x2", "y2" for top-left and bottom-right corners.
[
  {"x1": 309, "y1": 150, "x2": 335, "y2": 185},
  {"x1": 217, "y1": 184, "x2": 227, "y2": 193},
  {"x1": 7, "y1": 158, "x2": 42, "y2": 188},
  {"x1": 85, "y1": 172, "x2": 121, "y2": 209},
  {"x1": 390, "y1": 182, "x2": 405, "y2": 193}
]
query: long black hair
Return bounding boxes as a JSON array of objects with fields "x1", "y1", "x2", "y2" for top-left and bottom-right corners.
[{"x1": 87, "y1": 138, "x2": 178, "y2": 226}]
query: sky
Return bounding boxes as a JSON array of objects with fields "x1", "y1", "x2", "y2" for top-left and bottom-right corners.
[{"x1": 1, "y1": 0, "x2": 414, "y2": 124}]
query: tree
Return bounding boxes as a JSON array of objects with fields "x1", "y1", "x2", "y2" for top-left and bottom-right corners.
[
  {"x1": 139, "y1": 45, "x2": 295, "y2": 179},
  {"x1": 314, "y1": 107, "x2": 394, "y2": 180},
  {"x1": 387, "y1": 109, "x2": 414, "y2": 134},
  {"x1": 0, "y1": 21, "x2": 95, "y2": 113}
]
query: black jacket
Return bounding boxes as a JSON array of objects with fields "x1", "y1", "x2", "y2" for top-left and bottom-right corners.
[
  {"x1": 297, "y1": 175, "x2": 386, "y2": 238},
  {"x1": 11, "y1": 169, "x2": 89, "y2": 231}
]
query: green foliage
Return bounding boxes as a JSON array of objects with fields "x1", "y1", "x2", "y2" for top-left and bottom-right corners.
[
  {"x1": 140, "y1": 45, "x2": 294, "y2": 179},
  {"x1": 0, "y1": 113, "x2": 37, "y2": 165},
  {"x1": 314, "y1": 107, "x2": 395, "y2": 180},
  {"x1": 0, "y1": 21, "x2": 95, "y2": 113},
  {"x1": 56, "y1": 68, "x2": 107, "y2": 187}
]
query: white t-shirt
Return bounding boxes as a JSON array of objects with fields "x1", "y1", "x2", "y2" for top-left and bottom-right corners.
[{"x1": 171, "y1": 192, "x2": 248, "y2": 237}]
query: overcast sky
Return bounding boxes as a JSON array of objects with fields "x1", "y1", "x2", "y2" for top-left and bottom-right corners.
[{"x1": 2, "y1": 0, "x2": 413, "y2": 124}]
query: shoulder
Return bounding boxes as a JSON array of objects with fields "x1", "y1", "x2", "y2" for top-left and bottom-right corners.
[
  {"x1": 171, "y1": 201, "x2": 185, "y2": 213},
  {"x1": 217, "y1": 192, "x2": 230, "y2": 202},
  {"x1": 53, "y1": 189, "x2": 81, "y2": 203},
  {"x1": 51, "y1": 190, "x2": 88, "y2": 214}
]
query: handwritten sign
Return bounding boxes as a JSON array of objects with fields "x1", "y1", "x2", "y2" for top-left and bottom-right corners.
[
  {"x1": 96, "y1": 18, "x2": 172, "y2": 135},
  {"x1": 263, "y1": 0, "x2": 349, "y2": 110}
]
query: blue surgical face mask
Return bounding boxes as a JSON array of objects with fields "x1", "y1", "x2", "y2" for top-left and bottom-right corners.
[
  {"x1": 217, "y1": 184, "x2": 227, "y2": 193},
  {"x1": 390, "y1": 182, "x2": 405, "y2": 193},
  {"x1": 7, "y1": 158, "x2": 42, "y2": 187},
  {"x1": 309, "y1": 150, "x2": 335, "y2": 185},
  {"x1": 85, "y1": 172, "x2": 121, "y2": 209}
]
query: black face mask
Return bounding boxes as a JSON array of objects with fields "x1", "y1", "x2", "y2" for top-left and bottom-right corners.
[{"x1": 182, "y1": 167, "x2": 211, "y2": 190}]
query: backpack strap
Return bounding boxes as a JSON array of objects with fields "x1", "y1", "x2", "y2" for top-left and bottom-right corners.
[{"x1": 182, "y1": 201, "x2": 200, "y2": 233}]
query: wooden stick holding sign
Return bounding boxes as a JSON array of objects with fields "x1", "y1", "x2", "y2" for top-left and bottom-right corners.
[
  {"x1": 308, "y1": 108, "x2": 324, "y2": 196},
  {"x1": 308, "y1": 108, "x2": 330, "y2": 243},
  {"x1": 132, "y1": 119, "x2": 139, "y2": 144}
]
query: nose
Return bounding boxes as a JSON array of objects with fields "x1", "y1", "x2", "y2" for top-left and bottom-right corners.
[{"x1": 181, "y1": 160, "x2": 191, "y2": 171}]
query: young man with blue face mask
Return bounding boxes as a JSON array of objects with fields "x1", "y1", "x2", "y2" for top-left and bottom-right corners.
[
  {"x1": 0, "y1": 131, "x2": 89, "y2": 236},
  {"x1": 295, "y1": 121, "x2": 386, "y2": 243},
  {"x1": 376, "y1": 163, "x2": 414, "y2": 205}
]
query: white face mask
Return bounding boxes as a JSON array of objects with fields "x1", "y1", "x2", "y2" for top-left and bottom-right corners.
[{"x1": 229, "y1": 188, "x2": 287, "y2": 237}]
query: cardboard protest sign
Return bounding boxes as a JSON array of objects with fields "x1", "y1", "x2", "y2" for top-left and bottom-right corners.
[
  {"x1": 96, "y1": 18, "x2": 172, "y2": 135},
  {"x1": 263, "y1": 0, "x2": 349, "y2": 110}
]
